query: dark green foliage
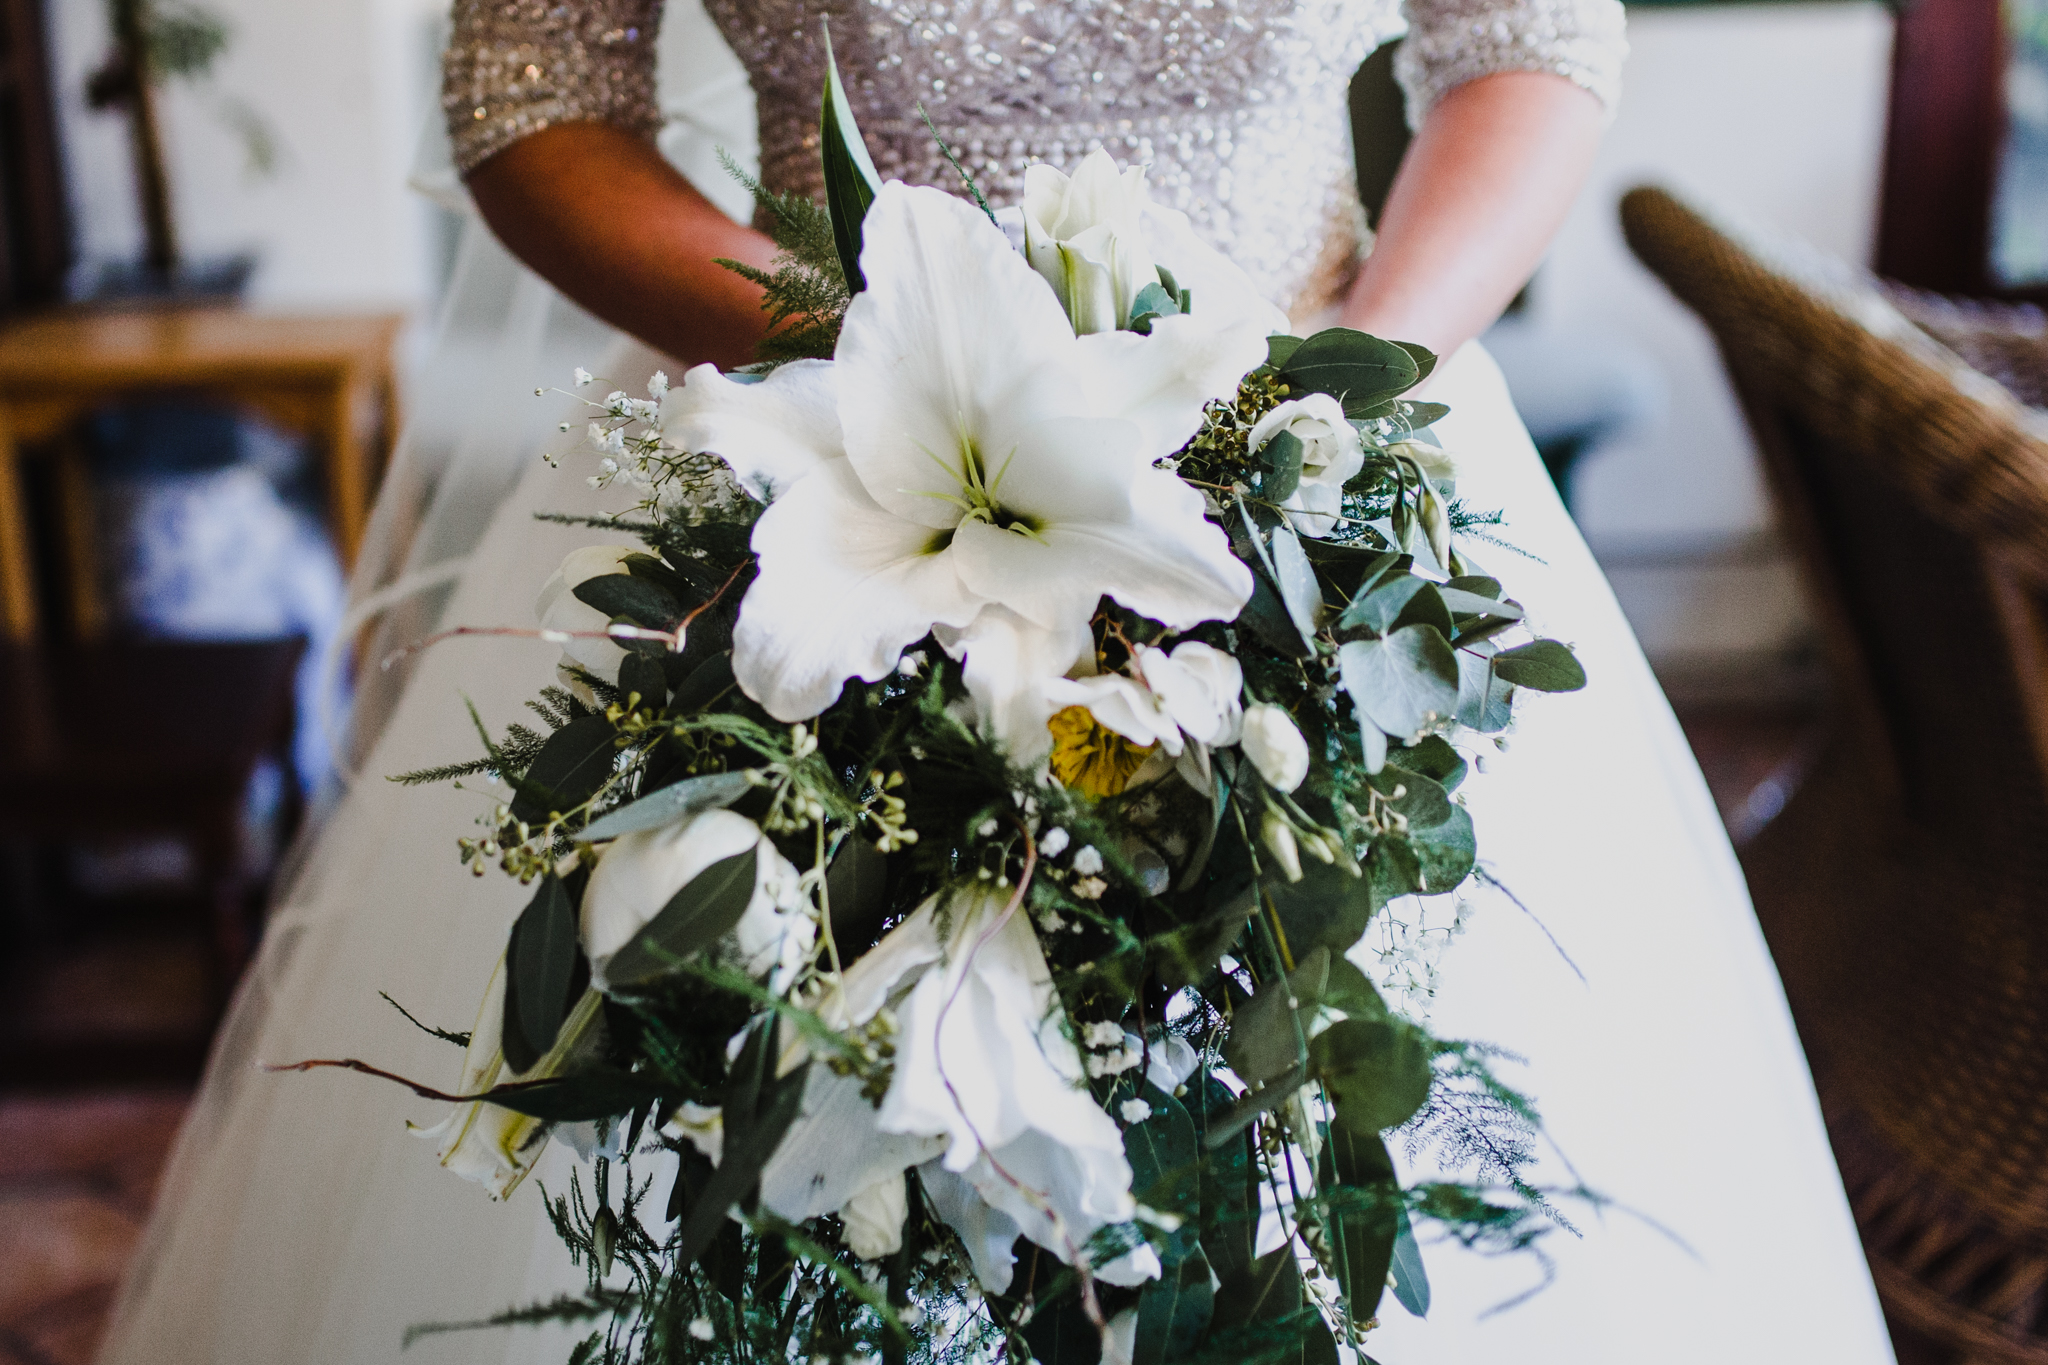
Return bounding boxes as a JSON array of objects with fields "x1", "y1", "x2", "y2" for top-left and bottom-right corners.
[
  {"x1": 503, "y1": 872, "x2": 590, "y2": 1072},
  {"x1": 712, "y1": 154, "x2": 851, "y2": 367}
]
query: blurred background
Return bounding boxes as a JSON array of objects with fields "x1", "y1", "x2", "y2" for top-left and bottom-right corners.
[{"x1": 4, "y1": 2, "x2": 2045, "y2": 1363}]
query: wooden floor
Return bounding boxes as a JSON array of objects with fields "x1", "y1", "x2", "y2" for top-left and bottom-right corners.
[
  {"x1": 0, "y1": 701, "x2": 1946, "y2": 1365},
  {"x1": 0, "y1": 1090, "x2": 186, "y2": 1365}
]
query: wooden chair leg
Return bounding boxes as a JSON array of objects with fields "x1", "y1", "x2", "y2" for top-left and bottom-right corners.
[
  {"x1": 51, "y1": 433, "x2": 105, "y2": 639},
  {"x1": 0, "y1": 410, "x2": 37, "y2": 641}
]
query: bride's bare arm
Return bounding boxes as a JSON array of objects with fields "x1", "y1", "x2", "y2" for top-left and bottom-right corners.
[
  {"x1": 1341, "y1": 70, "x2": 1606, "y2": 358},
  {"x1": 466, "y1": 123, "x2": 778, "y2": 370}
]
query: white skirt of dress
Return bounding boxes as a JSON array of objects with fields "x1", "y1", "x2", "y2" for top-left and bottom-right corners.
[{"x1": 94, "y1": 340, "x2": 1897, "y2": 1365}]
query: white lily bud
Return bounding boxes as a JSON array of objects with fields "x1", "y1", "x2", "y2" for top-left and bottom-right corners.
[
  {"x1": 1261, "y1": 810, "x2": 1304, "y2": 883},
  {"x1": 1240, "y1": 704, "x2": 1310, "y2": 793},
  {"x1": 409, "y1": 953, "x2": 604, "y2": 1200},
  {"x1": 1020, "y1": 149, "x2": 1160, "y2": 335},
  {"x1": 1418, "y1": 480, "x2": 1455, "y2": 574},
  {"x1": 839, "y1": 1170, "x2": 910, "y2": 1260},
  {"x1": 535, "y1": 544, "x2": 640, "y2": 684}
]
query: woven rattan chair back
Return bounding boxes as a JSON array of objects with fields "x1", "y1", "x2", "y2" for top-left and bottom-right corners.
[{"x1": 1622, "y1": 184, "x2": 2048, "y2": 1363}]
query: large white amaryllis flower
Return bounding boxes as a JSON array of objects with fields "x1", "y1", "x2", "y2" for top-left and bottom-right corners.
[
  {"x1": 757, "y1": 885, "x2": 1157, "y2": 1291},
  {"x1": 666, "y1": 183, "x2": 1262, "y2": 726}
]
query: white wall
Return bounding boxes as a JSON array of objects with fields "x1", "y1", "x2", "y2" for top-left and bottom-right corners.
[
  {"x1": 46, "y1": 0, "x2": 448, "y2": 313},
  {"x1": 1524, "y1": 3, "x2": 1896, "y2": 686}
]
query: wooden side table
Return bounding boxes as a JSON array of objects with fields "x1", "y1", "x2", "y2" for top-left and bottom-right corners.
[{"x1": 0, "y1": 306, "x2": 403, "y2": 640}]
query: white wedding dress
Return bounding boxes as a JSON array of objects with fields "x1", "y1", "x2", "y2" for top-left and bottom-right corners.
[{"x1": 98, "y1": 3, "x2": 1896, "y2": 1362}]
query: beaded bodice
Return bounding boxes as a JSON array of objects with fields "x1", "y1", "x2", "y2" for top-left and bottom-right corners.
[{"x1": 445, "y1": 0, "x2": 1625, "y2": 316}]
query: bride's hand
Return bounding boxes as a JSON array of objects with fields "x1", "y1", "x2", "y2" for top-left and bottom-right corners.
[
  {"x1": 1340, "y1": 70, "x2": 1605, "y2": 361},
  {"x1": 467, "y1": 122, "x2": 781, "y2": 371}
]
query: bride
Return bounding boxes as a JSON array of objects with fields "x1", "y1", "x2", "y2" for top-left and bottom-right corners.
[{"x1": 98, "y1": 2, "x2": 1897, "y2": 1362}]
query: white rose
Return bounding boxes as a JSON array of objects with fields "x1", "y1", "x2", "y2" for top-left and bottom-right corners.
[
  {"x1": 535, "y1": 545, "x2": 639, "y2": 684},
  {"x1": 1248, "y1": 394, "x2": 1365, "y2": 540},
  {"x1": 1018, "y1": 149, "x2": 1160, "y2": 335},
  {"x1": 1240, "y1": 703, "x2": 1310, "y2": 793},
  {"x1": 579, "y1": 808, "x2": 815, "y2": 993},
  {"x1": 839, "y1": 1169, "x2": 910, "y2": 1260}
]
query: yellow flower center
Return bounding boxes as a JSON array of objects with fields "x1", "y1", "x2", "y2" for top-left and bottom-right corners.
[{"x1": 1047, "y1": 706, "x2": 1155, "y2": 798}]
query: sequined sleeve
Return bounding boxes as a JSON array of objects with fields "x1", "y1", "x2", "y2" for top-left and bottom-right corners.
[
  {"x1": 443, "y1": 0, "x2": 666, "y2": 176},
  {"x1": 1394, "y1": 0, "x2": 1627, "y2": 128}
]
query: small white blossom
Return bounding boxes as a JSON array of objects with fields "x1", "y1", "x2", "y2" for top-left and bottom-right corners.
[
  {"x1": 648, "y1": 369, "x2": 670, "y2": 399},
  {"x1": 1071, "y1": 845, "x2": 1104, "y2": 876},
  {"x1": 1086, "y1": 1041, "x2": 1143, "y2": 1078},
  {"x1": 977, "y1": 818, "x2": 999, "y2": 838},
  {"x1": 1083, "y1": 1021, "x2": 1127, "y2": 1048},
  {"x1": 1073, "y1": 875, "x2": 1108, "y2": 901},
  {"x1": 574, "y1": 367, "x2": 596, "y2": 388},
  {"x1": 1037, "y1": 909, "x2": 1067, "y2": 934},
  {"x1": 1038, "y1": 827, "x2": 1071, "y2": 859},
  {"x1": 1119, "y1": 1098, "x2": 1154, "y2": 1125},
  {"x1": 897, "y1": 650, "x2": 927, "y2": 676},
  {"x1": 689, "y1": 1319, "x2": 715, "y2": 1342}
]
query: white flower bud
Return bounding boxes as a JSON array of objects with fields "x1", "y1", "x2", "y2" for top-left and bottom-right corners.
[
  {"x1": 1261, "y1": 810, "x2": 1304, "y2": 883},
  {"x1": 839, "y1": 1170, "x2": 909, "y2": 1260},
  {"x1": 1019, "y1": 149, "x2": 1160, "y2": 336},
  {"x1": 1240, "y1": 704, "x2": 1310, "y2": 793}
]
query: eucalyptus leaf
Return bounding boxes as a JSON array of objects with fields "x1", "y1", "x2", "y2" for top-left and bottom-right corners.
[
  {"x1": 1269, "y1": 524, "x2": 1323, "y2": 647},
  {"x1": 615, "y1": 652, "x2": 668, "y2": 712},
  {"x1": 1389, "y1": 582, "x2": 1455, "y2": 640},
  {"x1": 476, "y1": 1066, "x2": 664, "y2": 1122},
  {"x1": 603, "y1": 849, "x2": 759, "y2": 992},
  {"x1": 580, "y1": 770, "x2": 757, "y2": 841},
  {"x1": 1317, "y1": 1126, "x2": 1399, "y2": 1322},
  {"x1": 675, "y1": 1034, "x2": 808, "y2": 1272},
  {"x1": 1260, "y1": 428, "x2": 1305, "y2": 503},
  {"x1": 1311, "y1": 1017, "x2": 1433, "y2": 1132},
  {"x1": 1456, "y1": 643, "x2": 1516, "y2": 732},
  {"x1": 1128, "y1": 280, "x2": 1182, "y2": 335},
  {"x1": 820, "y1": 27, "x2": 883, "y2": 292},
  {"x1": 1436, "y1": 587, "x2": 1522, "y2": 622},
  {"x1": 1371, "y1": 767, "x2": 1476, "y2": 893},
  {"x1": 1275, "y1": 328, "x2": 1421, "y2": 416},
  {"x1": 1400, "y1": 400, "x2": 1452, "y2": 428},
  {"x1": 1338, "y1": 574, "x2": 1424, "y2": 637},
  {"x1": 1390, "y1": 1207, "x2": 1431, "y2": 1317},
  {"x1": 1493, "y1": 639, "x2": 1588, "y2": 693},
  {"x1": 501, "y1": 874, "x2": 587, "y2": 1074},
  {"x1": 510, "y1": 714, "x2": 620, "y2": 825},
  {"x1": 1393, "y1": 340, "x2": 1437, "y2": 384},
  {"x1": 667, "y1": 651, "x2": 737, "y2": 712},
  {"x1": 1134, "y1": 1242, "x2": 1213, "y2": 1365},
  {"x1": 571, "y1": 572, "x2": 681, "y2": 629},
  {"x1": 825, "y1": 834, "x2": 890, "y2": 947},
  {"x1": 1265, "y1": 334, "x2": 1305, "y2": 371},
  {"x1": 1388, "y1": 733, "x2": 1467, "y2": 792},
  {"x1": 1338, "y1": 625, "x2": 1460, "y2": 740},
  {"x1": 1444, "y1": 574, "x2": 1502, "y2": 599},
  {"x1": 1222, "y1": 948, "x2": 1330, "y2": 1085},
  {"x1": 1263, "y1": 861, "x2": 1373, "y2": 958}
]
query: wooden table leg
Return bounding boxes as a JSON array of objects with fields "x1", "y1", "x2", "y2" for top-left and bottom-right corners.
[
  {"x1": 323, "y1": 366, "x2": 371, "y2": 569},
  {"x1": 0, "y1": 408, "x2": 38, "y2": 641}
]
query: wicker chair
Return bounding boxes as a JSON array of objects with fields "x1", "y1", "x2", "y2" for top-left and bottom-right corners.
[{"x1": 1621, "y1": 185, "x2": 2048, "y2": 1364}]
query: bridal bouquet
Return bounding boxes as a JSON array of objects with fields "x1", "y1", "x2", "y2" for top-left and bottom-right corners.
[{"x1": 326, "y1": 51, "x2": 1588, "y2": 1365}]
